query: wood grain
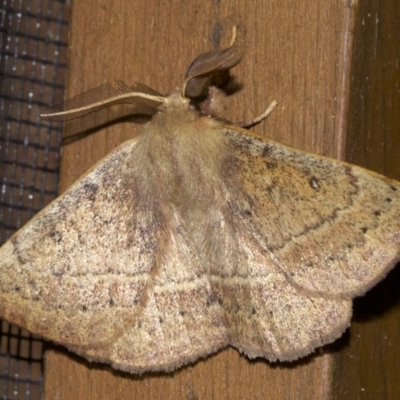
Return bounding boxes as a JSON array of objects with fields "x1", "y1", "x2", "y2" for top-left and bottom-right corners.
[
  {"x1": 43, "y1": 0, "x2": 400, "y2": 399},
  {"x1": 333, "y1": 1, "x2": 400, "y2": 399}
]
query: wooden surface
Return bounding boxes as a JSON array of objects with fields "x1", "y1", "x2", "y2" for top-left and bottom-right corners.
[
  {"x1": 43, "y1": 1, "x2": 400, "y2": 399},
  {"x1": 332, "y1": 1, "x2": 400, "y2": 399}
]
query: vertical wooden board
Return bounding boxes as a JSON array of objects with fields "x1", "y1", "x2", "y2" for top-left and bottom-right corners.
[
  {"x1": 332, "y1": 1, "x2": 400, "y2": 399},
  {"x1": 42, "y1": 1, "x2": 373, "y2": 399}
]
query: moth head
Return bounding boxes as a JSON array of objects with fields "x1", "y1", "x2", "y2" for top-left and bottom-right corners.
[
  {"x1": 40, "y1": 27, "x2": 243, "y2": 122},
  {"x1": 182, "y1": 33, "x2": 243, "y2": 99}
]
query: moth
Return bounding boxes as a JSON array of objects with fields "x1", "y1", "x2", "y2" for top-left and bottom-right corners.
[{"x1": 0, "y1": 30, "x2": 400, "y2": 375}]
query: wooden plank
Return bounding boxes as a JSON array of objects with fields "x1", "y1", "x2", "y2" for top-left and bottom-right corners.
[
  {"x1": 332, "y1": 1, "x2": 400, "y2": 399},
  {"x1": 43, "y1": 1, "x2": 400, "y2": 399}
]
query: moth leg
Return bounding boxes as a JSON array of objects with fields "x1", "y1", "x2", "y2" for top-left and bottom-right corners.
[
  {"x1": 200, "y1": 85, "x2": 277, "y2": 127},
  {"x1": 235, "y1": 100, "x2": 277, "y2": 128}
]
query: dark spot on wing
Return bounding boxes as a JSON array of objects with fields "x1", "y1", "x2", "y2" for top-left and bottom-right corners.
[
  {"x1": 206, "y1": 293, "x2": 217, "y2": 307},
  {"x1": 309, "y1": 176, "x2": 320, "y2": 190},
  {"x1": 50, "y1": 230, "x2": 63, "y2": 243},
  {"x1": 83, "y1": 182, "x2": 99, "y2": 202},
  {"x1": 266, "y1": 161, "x2": 277, "y2": 170},
  {"x1": 261, "y1": 145, "x2": 272, "y2": 157}
]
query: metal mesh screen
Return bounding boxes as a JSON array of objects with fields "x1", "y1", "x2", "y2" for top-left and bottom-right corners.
[{"x1": 0, "y1": 0, "x2": 70, "y2": 398}]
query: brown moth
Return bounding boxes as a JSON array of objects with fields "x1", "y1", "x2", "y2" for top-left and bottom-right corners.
[{"x1": 1, "y1": 30, "x2": 400, "y2": 375}]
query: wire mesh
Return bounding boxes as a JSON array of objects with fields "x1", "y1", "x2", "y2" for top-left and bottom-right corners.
[{"x1": 0, "y1": 0, "x2": 70, "y2": 398}]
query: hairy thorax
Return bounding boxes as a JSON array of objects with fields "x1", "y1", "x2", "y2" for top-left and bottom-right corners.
[{"x1": 123, "y1": 93, "x2": 239, "y2": 249}]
